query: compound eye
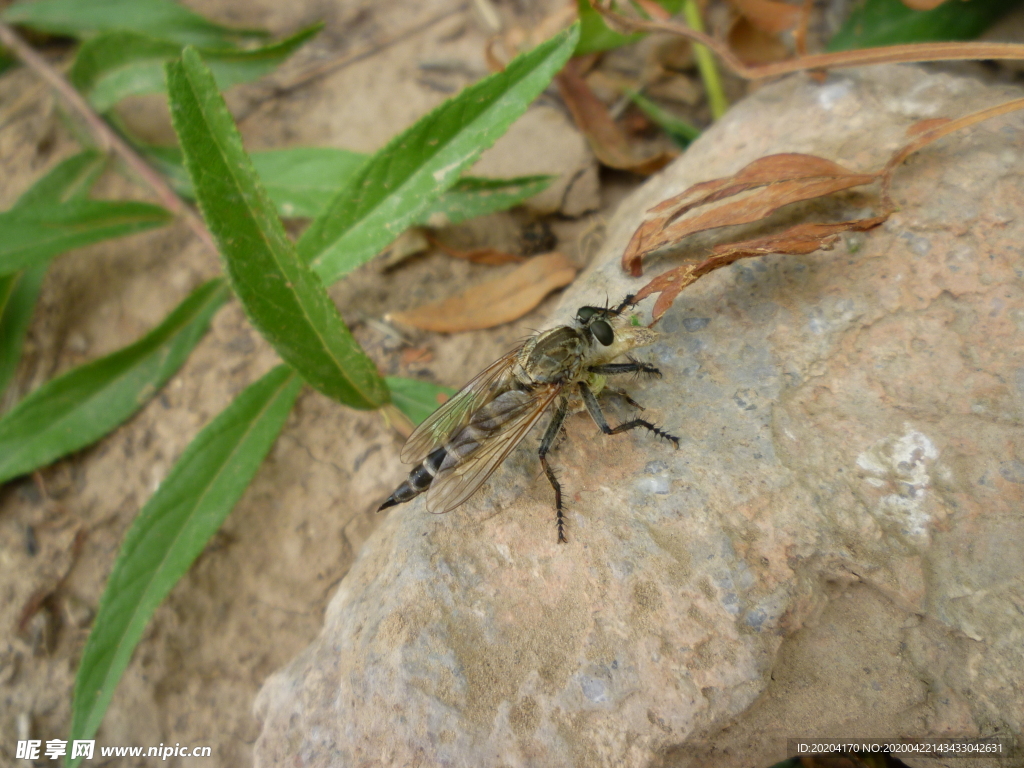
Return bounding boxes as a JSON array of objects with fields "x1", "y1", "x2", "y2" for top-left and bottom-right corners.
[
  {"x1": 591, "y1": 319, "x2": 614, "y2": 346},
  {"x1": 576, "y1": 306, "x2": 598, "y2": 324}
]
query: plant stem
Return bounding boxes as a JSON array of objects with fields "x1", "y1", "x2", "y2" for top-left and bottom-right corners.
[
  {"x1": 0, "y1": 22, "x2": 219, "y2": 256},
  {"x1": 681, "y1": 0, "x2": 728, "y2": 120}
]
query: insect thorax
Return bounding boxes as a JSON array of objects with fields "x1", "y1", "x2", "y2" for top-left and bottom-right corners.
[{"x1": 514, "y1": 326, "x2": 588, "y2": 386}]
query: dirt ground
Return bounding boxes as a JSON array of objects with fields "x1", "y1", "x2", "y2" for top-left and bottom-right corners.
[{"x1": 0, "y1": 0, "x2": 667, "y2": 765}]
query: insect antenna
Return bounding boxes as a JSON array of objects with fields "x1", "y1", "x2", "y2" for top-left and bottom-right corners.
[{"x1": 613, "y1": 294, "x2": 638, "y2": 314}]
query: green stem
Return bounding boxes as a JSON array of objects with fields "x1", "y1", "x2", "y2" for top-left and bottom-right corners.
[{"x1": 682, "y1": 0, "x2": 728, "y2": 119}]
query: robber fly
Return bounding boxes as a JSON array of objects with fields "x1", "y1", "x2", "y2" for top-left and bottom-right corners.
[{"x1": 378, "y1": 296, "x2": 679, "y2": 542}]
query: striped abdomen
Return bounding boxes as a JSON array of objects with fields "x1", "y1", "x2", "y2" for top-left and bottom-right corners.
[{"x1": 377, "y1": 388, "x2": 532, "y2": 512}]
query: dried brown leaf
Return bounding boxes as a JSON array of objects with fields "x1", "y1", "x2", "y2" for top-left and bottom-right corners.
[
  {"x1": 427, "y1": 234, "x2": 526, "y2": 265},
  {"x1": 729, "y1": 0, "x2": 803, "y2": 34},
  {"x1": 881, "y1": 97, "x2": 1024, "y2": 200},
  {"x1": 728, "y1": 16, "x2": 791, "y2": 66},
  {"x1": 623, "y1": 153, "x2": 877, "y2": 274},
  {"x1": 556, "y1": 60, "x2": 677, "y2": 175},
  {"x1": 636, "y1": 216, "x2": 887, "y2": 321},
  {"x1": 387, "y1": 252, "x2": 577, "y2": 332}
]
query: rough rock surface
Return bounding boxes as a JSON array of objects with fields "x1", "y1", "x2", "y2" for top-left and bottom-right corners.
[{"x1": 254, "y1": 65, "x2": 1024, "y2": 767}]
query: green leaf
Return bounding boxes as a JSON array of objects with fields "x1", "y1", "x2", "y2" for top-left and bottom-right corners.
[
  {"x1": 576, "y1": 0, "x2": 643, "y2": 56},
  {"x1": 68, "y1": 364, "x2": 300, "y2": 763},
  {"x1": 385, "y1": 376, "x2": 456, "y2": 426},
  {"x1": 250, "y1": 147, "x2": 367, "y2": 218},
  {"x1": 0, "y1": 151, "x2": 109, "y2": 405},
  {"x1": 0, "y1": 199, "x2": 171, "y2": 276},
  {"x1": 416, "y1": 175, "x2": 553, "y2": 228},
  {"x1": 145, "y1": 144, "x2": 550, "y2": 223},
  {"x1": 0, "y1": 279, "x2": 227, "y2": 484},
  {"x1": 2, "y1": 0, "x2": 267, "y2": 48},
  {"x1": 626, "y1": 90, "x2": 700, "y2": 147},
  {"x1": 0, "y1": 264, "x2": 48, "y2": 407},
  {"x1": 0, "y1": 49, "x2": 15, "y2": 77},
  {"x1": 298, "y1": 23, "x2": 580, "y2": 285},
  {"x1": 12, "y1": 149, "x2": 107, "y2": 208},
  {"x1": 70, "y1": 25, "x2": 321, "y2": 112},
  {"x1": 828, "y1": 0, "x2": 1019, "y2": 50},
  {"x1": 575, "y1": 0, "x2": 685, "y2": 56},
  {"x1": 166, "y1": 48, "x2": 388, "y2": 409}
]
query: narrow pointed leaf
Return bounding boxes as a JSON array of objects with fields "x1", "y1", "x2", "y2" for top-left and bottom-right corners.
[
  {"x1": 68, "y1": 364, "x2": 301, "y2": 763},
  {"x1": 2, "y1": 0, "x2": 267, "y2": 48},
  {"x1": 297, "y1": 24, "x2": 580, "y2": 285},
  {"x1": 70, "y1": 25, "x2": 321, "y2": 112},
  {"x1": 1, "y1": 151, "x2": 111, "y2": 403},
  {"x1": 166, "y1": 48, "x2": 387, "y2": 409},
  {"x1": 0, "y1": 279, "x2": 227, "y2": 484},
  {"x1": 146, "y1": 144, "x2": 550, "y2": 223},
  {"x1": 12, "y1": 149, "x2": 107, "y2": 208},
  {"x1": 243, "y1": 147, "x2": 367, "y2": 218},
  {"x1": 0, "y1": 199, "x2": 171, "y2": 276},
  {"x1": 0, "y1": 264, "x2": 48, "y2": 406},
  {"x1": 385, "y1": 376, "x2": 455, "y2": 426},
  {"x1": 416, "y1": 175, "x2": 552, "y2": 228}
]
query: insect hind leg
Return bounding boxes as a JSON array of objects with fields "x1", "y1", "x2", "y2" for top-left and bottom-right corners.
[
  {"x1": 579, "y1": 382, "x2": 680, "y2": 447},
  {"x1": 538, "y1": 398, "x2": 570, "y2": 544}
]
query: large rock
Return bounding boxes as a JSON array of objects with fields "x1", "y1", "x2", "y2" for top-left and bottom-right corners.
[{"x1": 254, "y1": 65, "x2": 1024, "y2": 767}]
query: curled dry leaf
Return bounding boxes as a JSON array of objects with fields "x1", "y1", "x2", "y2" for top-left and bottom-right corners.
[
  {"x1": 635, "y1": 216, "x2": 888, "y2": 321},
  {"x1": 628, "y1": 97, "x2": 1024, "y2": 321},
  {"x1": 556, "y1": 59, "x2": 677, "y2": 175},
  {"x1": 387, "y1": 252, "x2": 577, "y2": 332},
  {"x1": 623, "y1": 152, "x2": 877, "y2": 274}
]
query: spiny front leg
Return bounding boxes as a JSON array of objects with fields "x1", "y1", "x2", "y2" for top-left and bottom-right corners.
[
  {"x1": 538, "y1": 398, "x2": 570, "y2": 544},
  {"x1": 578, "y1": 382, "x2": 680, "y2": 447}
]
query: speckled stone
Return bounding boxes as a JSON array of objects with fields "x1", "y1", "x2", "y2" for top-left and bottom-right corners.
[{"x1": 254, "y1": 65, "x2": 1024, "y2": 768}]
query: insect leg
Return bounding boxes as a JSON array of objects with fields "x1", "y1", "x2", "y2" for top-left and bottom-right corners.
[
  {"x1": 579, "y1": 382, "x2": 680, "y2": 447},
  {"x1": 612, "y1": 294, "x2": 636, "y2": 314},
  {"x1": 538, "y1": 397, "x2": 570, "y2": 544},
  {"x1": 604, "y1": 388, "x2": 645, "y2": 411},
  {"x1": 587, "y1": 360, "x2": 662, "y2": 377}
]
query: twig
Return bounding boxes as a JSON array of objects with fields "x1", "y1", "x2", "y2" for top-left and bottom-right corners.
[{"x1": 0, "y1": 22, "x2": 220, "y2": 256}]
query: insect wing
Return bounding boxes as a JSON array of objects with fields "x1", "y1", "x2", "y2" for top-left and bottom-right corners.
[
  {"x1": 425, "y1": 385, "x2": 560, "y2": 514},
  {"x1": 400, "y1": 348, "x2": 519, "y2": 464}
]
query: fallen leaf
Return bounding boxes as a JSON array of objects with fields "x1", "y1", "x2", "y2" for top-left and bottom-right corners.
[
  {"x1": 727, "y1": 16, "x2": 791, "y2": 66},
  {"x1": 400, "y1": 347, "x2": 433, "y2": 365},
  {"x1": 635, "y1": 216, "x2": 888, "y2": 321},
  {"x1": 556, "y1": 58, "x2": 677, "y2": 174},
  {"x1": 623, "y1": 153, "x2": 877, "y2": 274},
  {"x1": 387, "y1": 252, "x2": 577, "y2": 332},
  {"x1": 426, "y1": 233, "x2": 526, "y2": 265},
  {"x1": 728, "y1": 0, "x2": 802, "y2": 35}
]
